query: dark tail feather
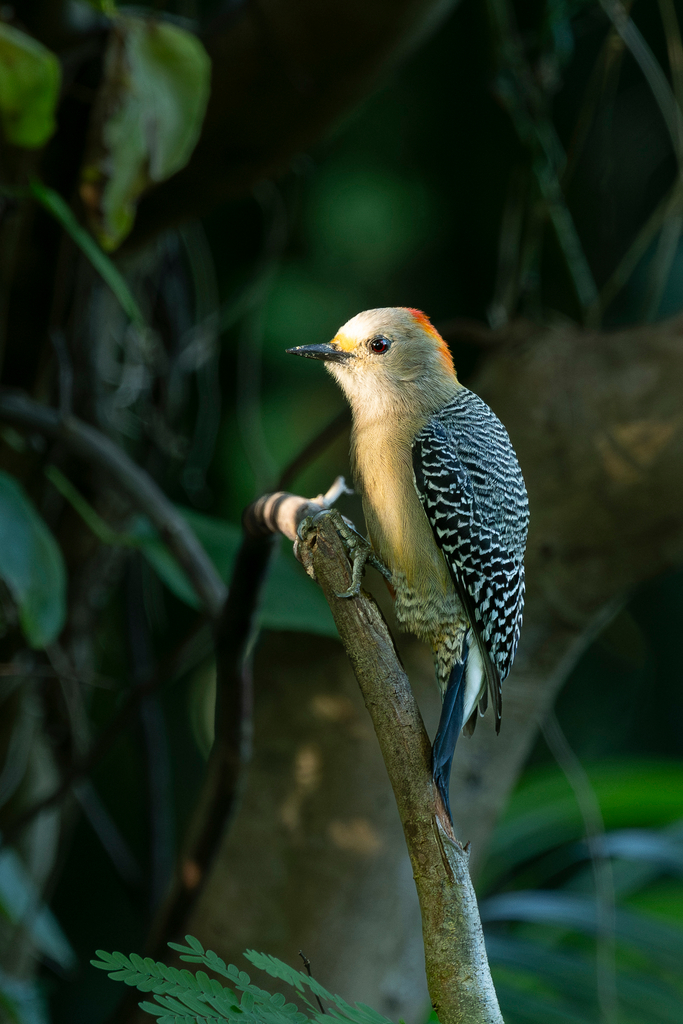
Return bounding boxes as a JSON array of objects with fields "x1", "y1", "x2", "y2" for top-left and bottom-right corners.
[{"x1": 432, "y1": 642, "x2": 469, "y2": 822}]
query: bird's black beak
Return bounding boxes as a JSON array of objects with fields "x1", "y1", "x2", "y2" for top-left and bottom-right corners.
[{"x1": 286, "y1": 343, "x2": 354, "y2": 364}]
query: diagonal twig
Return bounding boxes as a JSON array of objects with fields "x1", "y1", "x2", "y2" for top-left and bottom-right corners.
[
  {"x1": 0, "y1": 388, "x2": 226, "y2": 618},
  {"x1": 595, "y1": 0, "x2": 683, "y2": 326},
  {"x1": 599, "y1": 0, "x2": 683, "y2": 163},
  {"x1": 486, "y1": 0, "x2": 599, "y2": 319}
]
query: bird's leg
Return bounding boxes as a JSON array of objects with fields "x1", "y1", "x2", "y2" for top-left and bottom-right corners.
[{"x1": 297, "y1": 507, "x2": 392, "y2": 598}]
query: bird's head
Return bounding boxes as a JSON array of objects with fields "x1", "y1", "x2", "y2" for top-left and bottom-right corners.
[{"x1": 287, "y1": 307, "x2": 459, "y2": 420}]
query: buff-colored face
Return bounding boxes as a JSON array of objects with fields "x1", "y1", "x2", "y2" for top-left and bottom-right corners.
[{"x1": 287, "y1": 307, "x2": 457, "y2": 416}]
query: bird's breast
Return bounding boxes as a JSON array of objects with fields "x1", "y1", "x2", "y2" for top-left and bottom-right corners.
[{"x1": 351, "y1": 421, "x2": 459, "y2": 641}]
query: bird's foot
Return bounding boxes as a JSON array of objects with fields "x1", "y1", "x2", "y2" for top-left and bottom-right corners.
[{"x1": 297, "y1": 507, "x2": 392, "y2": 598}]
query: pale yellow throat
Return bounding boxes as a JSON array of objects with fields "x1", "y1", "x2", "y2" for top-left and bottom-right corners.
[{"x1": 351, "y1": 416, "x2": 453, "y2": 599}]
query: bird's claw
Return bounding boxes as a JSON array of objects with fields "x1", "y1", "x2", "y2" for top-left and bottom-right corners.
[
  {"x1": 298, "y1": 507, "x2": 391, "y2": 598},
  {"x1": 296, "y1": 514, "x2": 318, "y2": 544}
]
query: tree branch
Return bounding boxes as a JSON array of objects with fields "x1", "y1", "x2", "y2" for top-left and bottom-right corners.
[
  {"x1": 140, "y1": 532, "x2": 274, "y2": 968},
  {"x1": 115, "y1": 312, "x2": 683, "y2": 1024},
  {"x1": 244, "y1": 500, "x2": 503, "y2": 1024},
  {"x1": 221, "y1": 310, "x2": 683, "y2": 1017}
]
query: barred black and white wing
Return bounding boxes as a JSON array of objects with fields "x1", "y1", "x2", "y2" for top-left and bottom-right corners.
[{"x1": 412, "y1": 388, "x2": 528, "y2": 729}]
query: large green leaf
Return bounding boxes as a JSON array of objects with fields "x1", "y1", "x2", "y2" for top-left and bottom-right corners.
[
  {"x1": 80, "y1": 15, "x2": 211, "y2": 250},
  {"x1": 560, "y1": 824, "x2": 683, "y2": 903},
  {"x1": 0, "y1": 471, "x2": 66, "y2": 648},
  {"x1": 261, "y1": 540, "x2": 337, "y2": 637},
  {"x1": 133, "y1": 511, "x2": 337, "y2": 638},
  {"x1": 482, "y1": 769, "x2": 683, "y2": 1022},
  {"x1": 481, "y1": 890, "x2": 683, "y2": 971},
  {"x1": 129, "y1": 508, "x2": 241, "y2": 610},
  {"x1": 0, "y1": 23, "x2": 60, "y2": 148},
  {"x1": 488, "y1": 936, "x2": 683, "y2": 1022},
  {"x1": 482, "y1": 761, "x2": 683, "y2": 888}
]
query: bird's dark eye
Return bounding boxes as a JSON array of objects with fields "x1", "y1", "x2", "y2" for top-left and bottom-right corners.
[{"x1": 369, "y1": 336, "x2": 390, "y2": 354}]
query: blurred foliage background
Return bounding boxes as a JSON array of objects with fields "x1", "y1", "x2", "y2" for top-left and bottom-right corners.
[{"x1": 2, "y1": 0, "x2": 683, "y2": 1023}]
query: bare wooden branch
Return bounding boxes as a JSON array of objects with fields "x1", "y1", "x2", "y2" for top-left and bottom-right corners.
[
  {"x1": 243, "y1": 476, "x2": 352, "y2": 541},
  {"x1": 139, "y1": 532, "x2": 275, "y2": 973},
  {"x1": 246, "y1": 496, "x2": 503, "y2": 1024}
]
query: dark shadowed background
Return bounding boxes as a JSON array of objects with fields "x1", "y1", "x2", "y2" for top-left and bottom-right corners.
[{"x1": 2, "y1": 1, "x2": 683, "y2": 1023}]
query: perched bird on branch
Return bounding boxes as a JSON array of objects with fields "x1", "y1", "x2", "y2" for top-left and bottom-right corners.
[{"x1": 287, "y1": 308, "x2": 528, "y2": 819}]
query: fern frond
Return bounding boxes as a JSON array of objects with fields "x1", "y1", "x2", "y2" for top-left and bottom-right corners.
[
  {"x1": 93, "y1": 939, "x2": 397, "y2": 1024},
  {"x1": 244, "y1": 952, "x2": 395, "y2": 1024}
]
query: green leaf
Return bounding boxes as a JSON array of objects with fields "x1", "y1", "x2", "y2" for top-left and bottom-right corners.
[
  {"x1": 82, "y1": 0, "x2": 117, "y2": 13},
  {"x1": 112, "y1": 951, "x2": 133, "y2": 968},
  {"x1": 133, "y1": 512, "x2": 337, "y2": 638},
  {"x1": 243, "y1": 951, "x2": 395, "y2": 1024},
  {"x1": 138, "y1": 1002, "x2": 166, "y2": 1017},
  {"x1": 0, "y1": 23, "x2": 60, "y2": 147},
  {"x1": 482, "y1": 760, "x2": 683, "y2": 888},
  {"x1": 196, "y1": 972, "x2": 213, "y2": 995},
  {"x1": 130, "y1": 514, "x2": 201, "y2": 607},
  {"x1": 0, "y1": 470, "x2": 66, "y2": 647},
  {"x1": 80, "y1": 14, "x2": 211, "y2": 250},
  {"x1": 185, "y1": 936, "x2": 205, "y2": 954},
  {"x1": 481, "y1": 890, "x2": 683, "y2": 971},
  {"x1": 148, "y1": 995, "x2": 197, "y2": 1016},
  {"x1": 242, "y1": 952, "x2": 308, "y2": 993},
  {"x1": 0, "y1": 987, "x2": 20, "y2": 1024},
  {"x1": 30, "y1": 182, "x2": 147, "y2": 331},
  {"x1": 91, "y1": 954, "x2": 115, "y2": 970},
  {"x1": 488, "y1": 936, "x2": 683, "y2": 1023},
  {"x1": 92, "y1": 945, "x2": 248, "y2": 1023},
  {"x1": 96, "y1": 941, "x2": 397, "y2": 1024},
  {"x1": 262, "y1": 541, "x2": 337, "y2": 638}
]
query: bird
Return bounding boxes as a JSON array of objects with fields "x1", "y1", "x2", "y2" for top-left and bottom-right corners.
[{"x1": 287, "y1": 307, "x2": 528, "y2": 820}]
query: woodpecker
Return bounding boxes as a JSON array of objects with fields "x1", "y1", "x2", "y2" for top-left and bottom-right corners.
[{"x1": 287, "y1": 308, "x2": 528, "y2": 819}]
